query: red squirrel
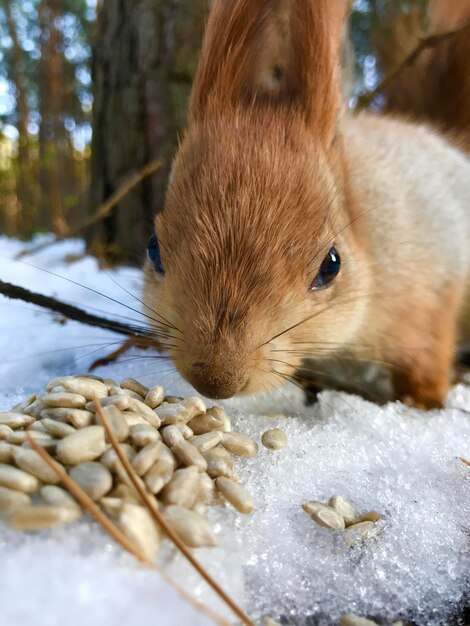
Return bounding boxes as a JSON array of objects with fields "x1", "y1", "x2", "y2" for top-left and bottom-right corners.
[{"x1": 143, "y1": 0, "x2": 470, "y2": 409}]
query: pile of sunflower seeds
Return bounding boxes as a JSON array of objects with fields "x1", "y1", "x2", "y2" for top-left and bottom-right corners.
[
  {"x1": 303, "y1": 495, "x2": 381, "y2": 546},
  {"x1": 0, "y1": 375, "x2": 259, "y2": 559}
]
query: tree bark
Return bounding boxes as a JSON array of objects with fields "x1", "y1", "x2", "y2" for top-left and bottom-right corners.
[
  {"x1": 4, "y1": 1, "x2": 37, "y2": 236},
  {"x1": 89, "y1": 0, "x2": 207, "y2": 264},
  {"x1": 38, "y1": 0, "x2": 69, "y2": 236}
]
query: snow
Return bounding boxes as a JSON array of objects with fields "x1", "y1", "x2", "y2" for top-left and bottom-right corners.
[{"x1": 0, "y1": 235, "x2": 469, "y2": 626}]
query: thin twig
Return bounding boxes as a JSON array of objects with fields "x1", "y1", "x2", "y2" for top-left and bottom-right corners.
[
  {"x1": 0, "y1": 279, "x2": 154, "y2": 338},
  {"x1": 95, "y1": 397, "x2": 255, "y2": 626},
  {"x1": 356, "y1": 22, "x2": 470, "y2": 110},
  {"x1": 16, "y1": 158, "x2": 164, "y2": 259},
  {"x1": 459, "y1": 457, "x2": 470, "y2": 468},
  {"x1": 26, "y1": 433, "x2": 229, "y2": 626}
]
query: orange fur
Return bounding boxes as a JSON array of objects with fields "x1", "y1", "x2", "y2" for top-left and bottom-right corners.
[{"x1": 143, "y1": 0, "x2": 470, "y2": 407}]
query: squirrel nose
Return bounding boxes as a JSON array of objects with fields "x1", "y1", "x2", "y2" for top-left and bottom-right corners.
[{"x1": 189, "y1": 361, "x2": 245, "y2": 399}]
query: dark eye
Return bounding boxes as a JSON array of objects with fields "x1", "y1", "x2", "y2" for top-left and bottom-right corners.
[
  {"x1": 147, "y1": 234, "x2": 165, "y2": 274},
  {"x1": 310, "y1": 247, "x2": 340, "y2": 290}
]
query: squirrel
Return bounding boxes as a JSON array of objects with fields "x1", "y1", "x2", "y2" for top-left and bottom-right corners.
[{"x1": 143, "y1": 0, "x2": 470, "y2": 410}]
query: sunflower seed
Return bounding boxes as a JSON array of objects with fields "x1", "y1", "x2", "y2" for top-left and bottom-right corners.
[
  {"x1": 160, "y1": 466, "x2": 200, "y2": 508},
  {"x1": 343, "y1": 521, "x2": 375, "y2": 546},
  {"x1": 0, "y1": 412, "x2": 35, "y2": 429},
  {"x1": 122, "y1": 411, "x2": 148, "y2": 427},
  {"x1": 109, "y1": 386, "x2": 143, "y2": 401},
  {"x1": 69, "y1": 462, "x2": 113, "y2": 500},
  {"x1": 6, "y1": 504, "x2": 80, "y2": 530},
  {"x1": 118, "y1": 502, "x2": 161, "y2": 560},
  {"x1": 164, "y1": 395, "x2": 183, "y2": 404},
  {"x1": 261, "y1": 428, "x2": 287, "y2": 451},
  {"x1": 0, "y1": 425, "x2": 13, "y2": 440},
  {"x1": 163, "y1": 505, "x2": 217, "y2": 548},
  {"x1": 7, "y1": 430, "x2": 53, "y2": 445},
  {"x1": 0, "y1": 485, "x2": 31, "y2": 513},
  {"x1": 221, "y1": 432, "x2": 258, "y2": 457},
  {"x1": 328, "y1": 495, "x2": 360, "y2": 526},
  {"x1": 40, "y1": 408, "x2": 94, "y2": 428},
  {"x1": 56, "y1": 426, "x2": 107, "y2": 465},
  {"x1": 161, "y1": 425, "x2": 184, "y2": 448},
  {"x1": 86, "y1": 395, "x2": 130, "y2": 412},
  {"x1": 131, "y1": 442, "x2": 163, "y2": 476},
  {"x1": 187, "y1": 413, "x2": 223, "y2": 435},
  {"x1": 176, "y1": 424, "x2": 193, "y2": 439},
  {"x1": 0, "y1": 463, "x2": 39, "y2": 493},
  {"x1": 144, "y1": 386, "x2": 164, "y2": 409},
  {"x1": 22, "y1": 397, "x2": 46, "y2": 418},
  {"x1": 158, "y1": 397, "x2": 205, "y2": 425},
  {"x1": 172, "y1": 440, "x2": 207, "y2": 472},
  {"x1": 206, "y1": 406, "x2": 231, "y2": 431},
  {"x1": 216, "y1": 477, "x2": 254, "y2": 514},
  {"x1": 0, "y1": 442, "x2": 14, "y2": 463},
  {"x1": 99, "y1": 496, "x2": 123, "y2": 516},
  {"x1": 98, "y1": 405, "x2": 129, "y2": 442},
  {"x1": 27, "y1": 420, "x2": 49, "y2": 433},
  {"x1": 128, "y1": 398, "x2": 161, "y2": 428},
  {"x1": 204, "y1": 457, "x2": 228, "y2": 478},
  {"x1": 41, "y1": 418, "x2": 76, "y2": 438},
  {"x1": 197, "y1": 472, "x2": 217, "y2": 504},
  {"x1": 129, "y1": 424, "x2": 160, "y2": 447},
  {"x1": 47, "y1": 376, "x2": 108, "y2": 400},
  {"x1": 303, "y1": 501, "x2": 345, "y2": 530},
  {"x1": 189, "y1": 431, "x2": 223, "y2": 453},
  {"x1": 144, "y1": 446, "x2": 175, "y2": 494},
  {"x1": 12, "y1": 447, "x2": 62, "y2": 484},
  {"x1": 43, "y1": 392, "x2": 86, "y2": 409},
  {"x1": 40, "y1": 485, "x2": 80, "y2": 511},
  {"x1": 121, "y1": 378, "x2": 149, "y2": 398},
  {"x1": 100, "y1": 443, "x2": 136, "y2": 472}
]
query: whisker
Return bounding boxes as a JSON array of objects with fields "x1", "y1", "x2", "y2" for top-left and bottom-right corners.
[
  {"x1": 259, "y1": 289, "x2": 400, "y2": 349},
  {"x1": 3, "y1": 258, "x2": 170, "y2": 332},
  {"x1": 103, "y1": 269, "x2": 182, "y2": 334}
]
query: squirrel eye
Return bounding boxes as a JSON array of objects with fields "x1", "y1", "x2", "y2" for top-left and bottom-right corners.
[
  {"x1": 147, "y1": 234, "x2": 165, "y2": 274},
  {"x1": 310, "y1": 247, "x2": 340, "y2": 290}
]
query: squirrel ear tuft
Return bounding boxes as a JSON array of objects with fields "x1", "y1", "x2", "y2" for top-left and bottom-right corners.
[{"x1": 189, "y1": 0, "x2": 348, "y2": 144}]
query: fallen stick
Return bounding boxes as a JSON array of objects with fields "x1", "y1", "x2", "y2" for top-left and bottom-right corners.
[
  {"x1": 0, "y1": 279, "x2": 153, "y2": 338},
  {"x1": 16, "y1": 158, "x2": 164, "y2": 259}
]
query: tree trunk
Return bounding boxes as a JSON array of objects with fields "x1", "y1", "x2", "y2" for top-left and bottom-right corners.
[
  {"x1": 4, "y1": 1, "x2": 36, "y2": 236},
  {"x1": 89, "y1": 0, "x2": 207, "y2": 265},
  {"x1": 38, "y1": 0, "x2": 69, "y2": 236}
]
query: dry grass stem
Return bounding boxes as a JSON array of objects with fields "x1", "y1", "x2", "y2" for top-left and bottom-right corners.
[
  {"x1": 94, "y1": 397, "x2": 254, "y2": 626},
  {"x1": 26, "y1": 432, "x2": 229, "y2": 626}
]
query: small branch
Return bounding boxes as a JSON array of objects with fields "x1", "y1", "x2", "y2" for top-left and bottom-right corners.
[
  {"x1": 0, "y1": 279, "x2": 154, "y2": 338},
  {"x1": 16, "y1": 158, "x2": 164, "y2": 259},
  {"x1": 356, "y1": 22, "x2": 470, "y2": 110}
]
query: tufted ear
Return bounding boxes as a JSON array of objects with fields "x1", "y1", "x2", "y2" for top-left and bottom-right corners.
[{"x1": 189, "y1": 0, "x2": 348, "y2": 144}]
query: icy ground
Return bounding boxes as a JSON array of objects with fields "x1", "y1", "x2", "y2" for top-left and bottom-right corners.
[{"x1": 0, "y1": 235, "x2": 469, "y2": 626}]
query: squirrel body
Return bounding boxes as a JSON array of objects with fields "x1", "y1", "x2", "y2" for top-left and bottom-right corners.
[{"x1": 143, "y1": 0, "x2": 470, "y2": 409}]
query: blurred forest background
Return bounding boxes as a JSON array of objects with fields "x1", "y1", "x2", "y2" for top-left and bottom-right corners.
[{"x1": 0, "y1": 0, "x2": 457, "y2": 264}]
